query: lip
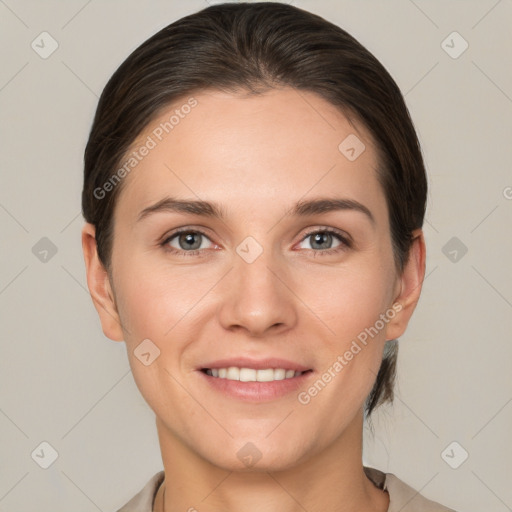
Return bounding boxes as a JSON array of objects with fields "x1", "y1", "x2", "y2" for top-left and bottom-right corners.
[
  {"x1": 198, "y1": 357, "x2": 312, "y2": 372},
  {"x1": 198, "y1": 368, "x2": 314, "y2": 402}
]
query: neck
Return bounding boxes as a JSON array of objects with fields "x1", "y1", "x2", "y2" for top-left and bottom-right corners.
[{"x1": 154, "y1": 410, "x2": 389, "y2": 512}]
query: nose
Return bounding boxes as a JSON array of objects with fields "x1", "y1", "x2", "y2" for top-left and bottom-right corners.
[{"x1": 217, "y1": 246, "x2": 298, "y2": 337}]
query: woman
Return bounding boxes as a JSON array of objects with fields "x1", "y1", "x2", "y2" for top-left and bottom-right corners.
[{"x1": 81, "y1": 2, "x2": 456, "y2": 511}]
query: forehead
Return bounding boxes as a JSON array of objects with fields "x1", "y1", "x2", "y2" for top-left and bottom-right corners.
[{"x1": 114, "y1": 87, "x2": 385, "y2": 222}]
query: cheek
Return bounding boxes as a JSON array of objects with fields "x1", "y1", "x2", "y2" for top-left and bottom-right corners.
[
  {"x1": 293, "y1": 258, "x2": 396, "y2": 405},
  {"x1": 112, "y1": 261, "x2": 207, "y2": 418},
  {"x1": 113, "y1": 256, "x2": 212, "y2": 345},
  {"x1": 298, "y1": 260, "x2": 395, "y2": 344},
  {"x1": 292, "y1": 271, "x2": 393, "y2": 436}
]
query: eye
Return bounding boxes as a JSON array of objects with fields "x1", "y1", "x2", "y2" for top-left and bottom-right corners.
[
  {"x1": 161, "y1": 229, "x2": 216, "y2": 256},
  {"x1": 160, "y1": 227, "x2": 351, "y2": 257},
  {"x1": 297, "y1": 228, "x2": 352, "y2": 255}
]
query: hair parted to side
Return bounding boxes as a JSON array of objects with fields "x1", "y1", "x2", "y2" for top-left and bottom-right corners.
[{"x1": 82, "y1": 2, "x2": 427, "y2": 418}]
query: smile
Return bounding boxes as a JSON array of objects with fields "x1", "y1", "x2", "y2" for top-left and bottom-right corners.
[{"x1": 201, "y1": 367, "x2": 311, "y2": 382}]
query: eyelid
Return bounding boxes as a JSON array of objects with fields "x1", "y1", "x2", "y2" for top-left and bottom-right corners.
[
  {"x1": 297, "y1": 225, "x2": 353, "y2": 247},
  {"x1": 160, "y1": 225, "x2": 214, "y2": 244},
  {"x1": 162, "y1": 227, "x2": 216, "y2": 246},
  {"x1": 160, "y1": 225, "x2": 353, "y2": 256}
]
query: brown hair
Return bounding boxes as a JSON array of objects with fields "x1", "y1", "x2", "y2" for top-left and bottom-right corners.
[{"x1": 82, "y1": 2, "x2": 427, "y2": 418}]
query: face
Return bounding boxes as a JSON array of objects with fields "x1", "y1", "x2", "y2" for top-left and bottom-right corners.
[{"x1": 83, "y1": 87, "x2": 422, "y2": 472}]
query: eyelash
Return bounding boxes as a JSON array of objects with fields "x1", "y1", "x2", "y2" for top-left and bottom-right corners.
[{"x1": 160, "y1": 227, "x2": 352, "y2": 258}]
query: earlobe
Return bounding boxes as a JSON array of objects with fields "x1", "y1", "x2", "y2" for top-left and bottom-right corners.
[
  {"x1": 81, "y1": 223, "x2": 125, "y2": 342},
  {"x1": 386, "y1": 229, "x2": 426, "y2": 341}
]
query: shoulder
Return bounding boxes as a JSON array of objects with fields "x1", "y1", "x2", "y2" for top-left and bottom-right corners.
[
  {"x1": 364, "y1": 466, "x2": 458, "y2": 512},
  {"x1": 115, "y1": 471, "x2": 165, "y2": 512},
  {"x1": 116, "y1": 467, "x2": 459, "y2": 512}
]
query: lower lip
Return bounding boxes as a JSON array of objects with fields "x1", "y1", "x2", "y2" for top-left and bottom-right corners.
[{"x1": 197, "y1": 370, "x2": 314, "y2": 402}]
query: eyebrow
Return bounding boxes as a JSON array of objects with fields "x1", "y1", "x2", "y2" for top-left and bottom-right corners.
[{"x1": 136, "y1": 196, "x2": 375, "y2": 224}]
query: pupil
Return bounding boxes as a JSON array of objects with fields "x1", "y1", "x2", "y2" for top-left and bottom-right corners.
[
  {"x1": 180, "y1": 232, "x2": 201, "y2": 250},
  {"x1": 313, "y1": 232, "x2": 331, "y2": 249}
]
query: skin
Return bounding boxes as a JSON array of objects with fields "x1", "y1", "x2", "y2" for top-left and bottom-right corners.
[{"x1": 82, "y1": 87, "x2": 425, "y2": 512}]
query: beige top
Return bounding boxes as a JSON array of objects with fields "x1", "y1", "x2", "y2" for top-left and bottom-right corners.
[{"x1": 116, "y1": 466, "x2": 457, "y2": 512}]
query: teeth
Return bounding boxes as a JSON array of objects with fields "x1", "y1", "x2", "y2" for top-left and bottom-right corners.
[
  {"x1": 226, "y1": 367, "x2": 239, "y2": 380},
  {"x1": 273, "y1": 368, "x2": 286, "y2": 380},
  {"x1": 239, "y1": 368, "x2": 256, "y2": 382},
  {"x1": 206, "y1": 366, "x2": 305, "y2": 382}
]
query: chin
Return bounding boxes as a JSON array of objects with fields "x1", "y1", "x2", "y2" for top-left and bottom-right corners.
[{"x1": 201, "y1": 439, "x2": 312, "y2": 473}]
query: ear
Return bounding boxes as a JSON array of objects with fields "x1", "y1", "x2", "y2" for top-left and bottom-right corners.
[
  {"x1": 385, "y1": 229, "x2": 426, "y2": 341},
  {"x1": 81, "y1": 223, "x2": 124, "y2": 342}
]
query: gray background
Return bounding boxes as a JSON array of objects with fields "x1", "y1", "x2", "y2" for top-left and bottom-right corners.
[{"x1": 1, "y1": 1, "x2": 511, "y2": 511}]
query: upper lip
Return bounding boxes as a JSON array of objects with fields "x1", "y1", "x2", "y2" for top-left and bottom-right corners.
[{"x1": 199, "y1": 357, "x2": 312, "y2": 372}]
